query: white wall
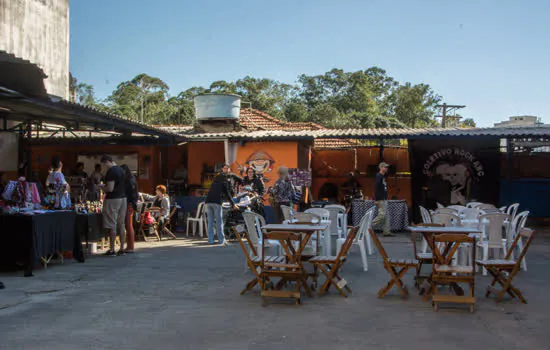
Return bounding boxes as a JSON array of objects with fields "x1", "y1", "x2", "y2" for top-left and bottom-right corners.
[{"x1": 0, "y1": 0, "x2": 69, "y2": 99}]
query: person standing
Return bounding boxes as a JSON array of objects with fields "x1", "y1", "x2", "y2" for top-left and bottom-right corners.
[
  {"x1": 121, "y1": 165, "x2": 138, "y2": 253},
  {"x1": 271, "y1": 166, "x2": 295, "y2": 224},
  {"x1": 99, "y1": 155, "x2": 127, "y2": 256},
  {"x1": 205, "y1": 163, "x2": 237, "y2": 245},
  {"x1": 372, "y1": 162, "x2": 393, "y2": 236},
  {"x1": 45, "y1": 157, "x2": 71, "y2": 209}
]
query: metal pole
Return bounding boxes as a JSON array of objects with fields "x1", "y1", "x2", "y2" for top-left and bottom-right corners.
[{"x1": 26, "y1": 121, "x2": 32, "y2": 179}]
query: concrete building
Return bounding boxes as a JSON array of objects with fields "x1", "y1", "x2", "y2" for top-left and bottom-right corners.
[
  {"x1": 0, "y1": 0, "x2": 69, "y2": 99},
  {"x1": 494, "y1": 115, "x2": 543, "y2": 127}
]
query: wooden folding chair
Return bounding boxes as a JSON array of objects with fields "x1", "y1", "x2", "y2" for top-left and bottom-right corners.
[
  {"x1": 369, "y1": 228, "x2": 418, "y2": 299},
  {"x1": 432, "y1": 233, "x2": 476, "y2": 313},
  {"x1": 476, "y1": 228, "x2": 535, "y2": 304},
  {"x1": 233, "y1": 225, "x2": 282, "y2": 295},
  {"x1": 260, "y1": 231, "x2": 305, "y2": 305},
  {"x1": 159, "y1": 206, "x2": 178, "y2": 240},
  {"x1": 309, "y1": 226, "x2": 358, "y2": 297},
  {"x1": 410, "y1": 223, "x2": 443, "y2": 290}
]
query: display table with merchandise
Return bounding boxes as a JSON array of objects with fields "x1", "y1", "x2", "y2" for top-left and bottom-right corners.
[
  {"x1": 351, "y1": 199, "x2": 409, "y2": 231},
  {"x1": 0, "y1": 210, "x2": 84, "y2": 276}
]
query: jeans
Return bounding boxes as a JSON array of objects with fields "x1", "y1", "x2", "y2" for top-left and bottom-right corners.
[
  {"x1": 372, "y1": 200, "x2": 391, "y2": 235},
  {"x1": 205, "y1": 203, "x2": 224, "y2": 244}
]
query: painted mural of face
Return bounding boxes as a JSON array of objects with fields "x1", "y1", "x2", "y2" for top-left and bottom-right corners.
[{"x1": 436, "y1": 163, "x2": 468, "y2": 188}]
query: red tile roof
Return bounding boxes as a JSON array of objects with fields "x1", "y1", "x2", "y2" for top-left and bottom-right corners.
[{"x1": 239, "y1": 108, "x2": 360, "y2": 148}]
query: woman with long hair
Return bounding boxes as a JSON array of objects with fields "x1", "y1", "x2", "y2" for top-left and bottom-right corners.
[
  {"x1": 121, "y1": 165, "x2": 138, "y2": 253},
  {"x1": 141, "y1": 185, "x2": 170, "y2": 227},
  {"x1": 45, "y1": 156, "x2": 71, "y2": 209}
]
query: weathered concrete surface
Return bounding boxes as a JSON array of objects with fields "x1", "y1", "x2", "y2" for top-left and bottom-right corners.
[
  {"x1": 0, "y1": 0, "x2": 69, "y2": 99},
  {"x1": 1, "y1": 235, "x2": 549, "y2": 350}
]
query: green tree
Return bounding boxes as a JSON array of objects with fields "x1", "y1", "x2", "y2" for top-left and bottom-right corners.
[
  {"x1": 69, "y1": 73, "x2": 96, "y2": 106},
  {"x1": 461, "y1": 118, "x2": 476, "y2": 128},
  {"x1": 104, "y1": 73, "x2": 172, "y2": 124},
  {"x1": 384, "y1": 83, "x2": 441, "y2": 128}
]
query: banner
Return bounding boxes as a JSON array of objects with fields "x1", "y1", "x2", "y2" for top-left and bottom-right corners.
[{"x1": 408, "y1": 138, "x2": 501, "y2": 221}]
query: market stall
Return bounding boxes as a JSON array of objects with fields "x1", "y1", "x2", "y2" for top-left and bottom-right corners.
[{"x1": 0, "y1": 210, "x2": 84, "y2": 276}]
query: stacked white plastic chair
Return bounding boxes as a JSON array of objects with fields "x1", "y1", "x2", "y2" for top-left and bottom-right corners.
[
  {"x1": 476, "y1": 212, "x2": 509, "y2": 275},
  {"x1": 336, "y1": 207, "x2": 375, "y2": 272},
  {"x1": 325, "y1": 204, "x2": 349, "y2": 254},
  {"x1": 505, "y1": 210, "x2": 529, "y2": 271},
  {"x1": 305, "y1": 208, "x2": 331, "y2": 255}
]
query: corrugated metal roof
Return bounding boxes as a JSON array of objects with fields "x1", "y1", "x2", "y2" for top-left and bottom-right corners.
[{"x1": 308, "y1": 126, "x2": 550, "y2": 139}]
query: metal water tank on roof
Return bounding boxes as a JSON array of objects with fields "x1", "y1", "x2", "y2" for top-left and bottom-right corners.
[{"x1": 194, "y1": 93, "x2": 241, "y2": 120}]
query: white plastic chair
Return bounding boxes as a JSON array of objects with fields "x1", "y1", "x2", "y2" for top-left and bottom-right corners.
[
  {"x1": 186, "y1": 201, "x2": 206, "y2": 237},
  {"x1": 476, "y1": 212, "x2": 509, "y2": 275},
  {"x1": 242, "y1": 211, "x2": 282, "y2": 258},
  {"x1": 436, "y1": 202, "x2": 445, "y2": 209},
  {"x1": 459, "y1": 207, "x2": 481, "y2": 220},
  {"x1": 467, "y1": 202, "x2": 483, "y2": 208},
  {"x1": 434, "y1": 208, "x2": 458, "y2": 215},
  {"x1": 432, "y1": 212, "x2": 461, "y2": 227},
  {"x1": 336, "y1": 208, "x2": 375, "y2": 272},
  {"x1": 305, "y1": 208, "x2": 331, "y2": 255},
  {"x1": 506, "y1": 203, "x2": 520, "y2": 222},
  {"x1": 448, "y1": 205, "x2": 466, "y2": 211},
  {"x1": 280, "y1": 204, "x2": 294, "y2": 221},
  {"x1": 305, "y1": 208, "x2": 330, "y2": 221},
  {"x1": 504, "y1": 210, "x2": 529, "y2": 271},
  {"x1": 325, "y1": 204, "x2": 347, "y2": 239},
  {"x1": 478, "y1": 203, "x2": 496, "y2": 210},
  {"x1": 292, "y1": 212, "x2": 321, "y2": 255},
  {"x1": 418, "y1": 206, "x2": 432, "y2": 253}
]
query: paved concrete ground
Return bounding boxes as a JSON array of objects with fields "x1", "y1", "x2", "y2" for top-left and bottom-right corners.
[{"x1": 1, "y1": 234, "x2": 549, "y2": 350}]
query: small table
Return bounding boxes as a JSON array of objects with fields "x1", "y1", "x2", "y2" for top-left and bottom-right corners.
[
  {"x1": 262, "y1": 223, "x2": 330, "y2": 293},
  {"x1": 408, "y1": 226, "x2": 482, "y2": 299}
]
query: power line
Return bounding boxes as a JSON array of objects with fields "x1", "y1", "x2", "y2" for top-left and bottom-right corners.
[{"x1": 435, "y1": 103, "x2": 466, "y2": 128}]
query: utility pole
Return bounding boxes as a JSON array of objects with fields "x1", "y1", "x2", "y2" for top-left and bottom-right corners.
[{"x1": 435, "y1": 103, "x2": 466, "y2": 128}]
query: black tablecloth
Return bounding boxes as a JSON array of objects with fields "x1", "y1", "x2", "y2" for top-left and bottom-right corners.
[
  {"x1": 0, "y1": 211, "x2": 84, "y2": 276},
  {"x1": 351, "y1": 199, "x2": 409, "y2": 231},
  {"x1": 76, "y1": 213, "x2": 104, "y2": 246}
]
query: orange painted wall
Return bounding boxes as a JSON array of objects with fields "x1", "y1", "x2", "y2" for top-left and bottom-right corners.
[
  {"x1": 311, "y1": 147, "x2": 412, "y2": 205},
  {"x1": 187, "y1": 142, "x2": 225, "y2": 185},
  {"x1": 29, "y1": 144, "x2": 162, "y2": 193},
  {"x1": 232, "y1": 141, "x2": 299, "y2": 190}
]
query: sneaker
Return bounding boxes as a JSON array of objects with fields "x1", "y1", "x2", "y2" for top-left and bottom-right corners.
[
  {"x1": 117, "y1": 250, "x2": 126, "y2": 256},
  {"x1": 383, "y1": 232, "x2": 396, "y2": 237},
  {"x1": 221, "y1": 241, "x2": 230, "y2": 246},
  {"x1": 124, "y1": 249, "x2": 134, "y2": 254},
  {"x1": 104, "y1": 250, "x2": 116, "y2": 257}
]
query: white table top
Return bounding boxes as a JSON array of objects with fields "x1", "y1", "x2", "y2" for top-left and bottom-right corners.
[
  {"x1": 408, "y1": 226, "x2": 482, "y2": 234},
  {"x1": 262, "y1": 222, "x2": 330, "y2": 231}
]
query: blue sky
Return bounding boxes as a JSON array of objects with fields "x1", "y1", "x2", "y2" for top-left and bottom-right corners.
[{"x1": 70, "y1": 0, "x2": 550, "y2": 127}]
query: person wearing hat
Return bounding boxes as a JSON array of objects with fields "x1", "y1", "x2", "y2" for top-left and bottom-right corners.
[
  {"x1": 205, "y1": 163, "x2": 239, "y2": 245},
  {"x1": 271, "y1": 166, "x2": 296, "y2": 223},
  {"x1": 372, "y1": 162, "x2": 393, "y2": 236}
]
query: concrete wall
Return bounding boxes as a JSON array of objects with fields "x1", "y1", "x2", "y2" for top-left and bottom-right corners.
[{"x1": 0, "y1": 0, "x2": 69, "y2": 99}]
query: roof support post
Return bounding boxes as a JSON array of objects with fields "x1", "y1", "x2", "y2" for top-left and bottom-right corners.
[
  {"x1": 26, "y1": 120, "x2": 32, "y2": 179},
  {"x1": 506, "y1": 138, "x2": 513, "y2": 180},
  {"x1": 379, "y1": 138, "x2": 385, "y2": 163}
]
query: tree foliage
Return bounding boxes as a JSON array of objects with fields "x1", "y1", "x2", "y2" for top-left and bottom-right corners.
[{"x1": 76, "y1": 67, "x2": 474, "y2": 128}]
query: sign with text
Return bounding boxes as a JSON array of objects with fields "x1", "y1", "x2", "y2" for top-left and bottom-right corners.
[{"x1": 409, "y1": 138, "x2": 501, "y2": 220}]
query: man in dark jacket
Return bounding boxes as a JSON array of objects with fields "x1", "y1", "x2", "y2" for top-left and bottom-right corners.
[
  {"x1": 372, "y1": 162, "x2": 393, "y2": 236},
  {"x1": 205, "y1": 163, "x2": 238, "y2": 245}
]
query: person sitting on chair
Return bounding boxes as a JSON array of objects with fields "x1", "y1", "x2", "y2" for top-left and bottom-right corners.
[{"x1": 140, "y1": 185, "x2": 170, "y2": 227}]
